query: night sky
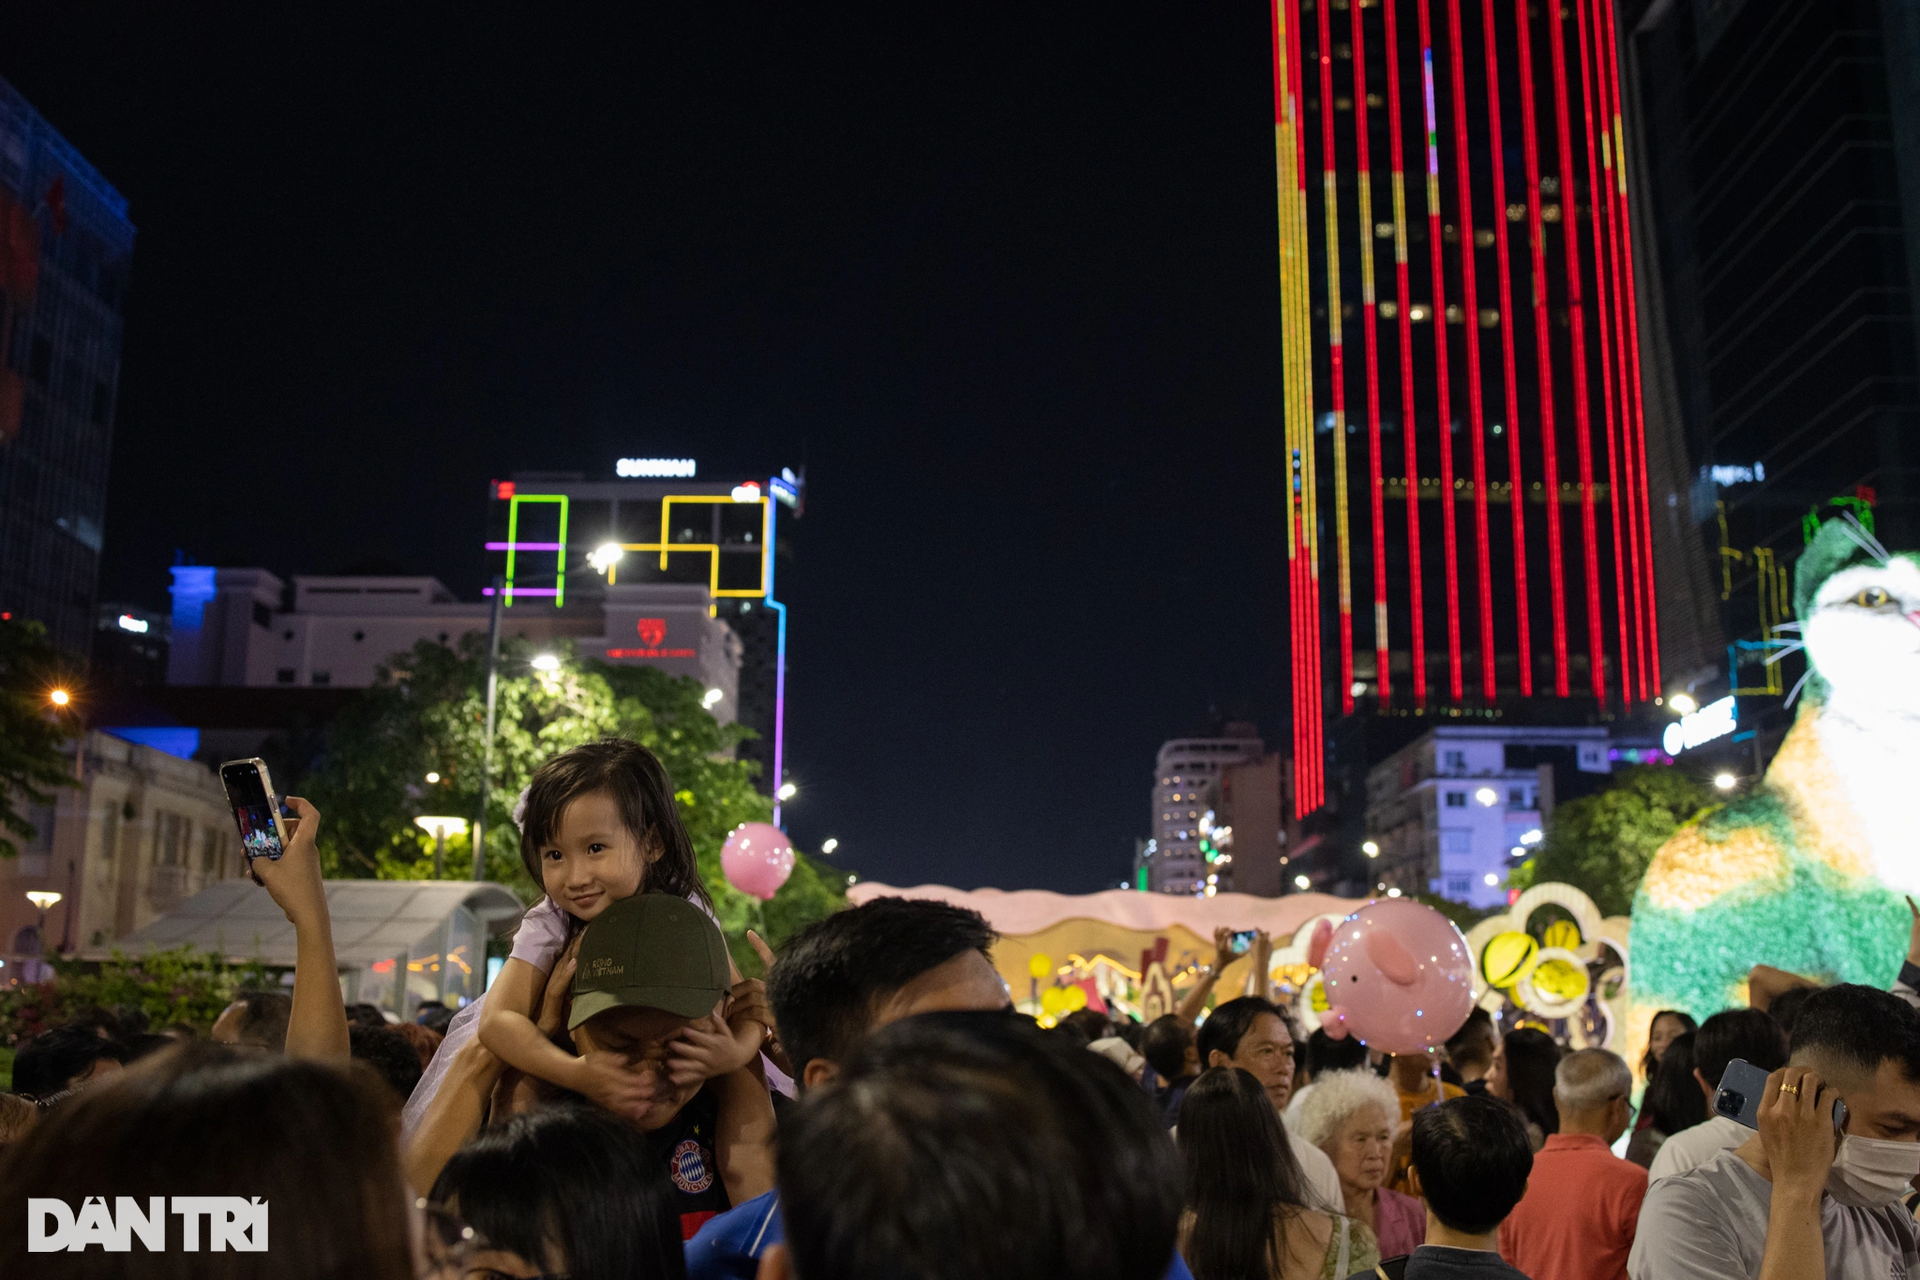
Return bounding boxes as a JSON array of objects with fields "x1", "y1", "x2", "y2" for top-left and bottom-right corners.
[{"x1": 3, "y1": 5, "x2": 1296, "y2": 894}]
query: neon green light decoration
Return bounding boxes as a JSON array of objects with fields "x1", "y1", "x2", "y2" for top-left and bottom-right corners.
[{"x1": 506, "y1": 495, "x2": 569, "y2": 607}]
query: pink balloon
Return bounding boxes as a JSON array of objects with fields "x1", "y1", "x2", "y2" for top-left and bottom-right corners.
[
  {"x1": 1317, "y1": 899, "x2": 1476, "y2": 1055},
  {"x1": 720, "y1": 823, "x2": 795, "y2": 901}
]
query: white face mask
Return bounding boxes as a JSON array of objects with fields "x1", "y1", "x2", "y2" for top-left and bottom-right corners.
[{"x1": 1826, "y1": 1134, "x2": 1920, "y2": 1208}]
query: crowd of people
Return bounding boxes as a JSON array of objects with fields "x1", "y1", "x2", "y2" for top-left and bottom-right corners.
[{"x1": 6, "y1": 736, "x2": 1920, "y2": 1280}]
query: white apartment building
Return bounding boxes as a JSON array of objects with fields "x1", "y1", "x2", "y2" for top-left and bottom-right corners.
[
  {"x1": 165, "y1": 567, "x2": 741, "y2": 720},
  {"x1": 1141, "y1": 727, "x2": 1267, "y2": 895},
  {"x1": 1364, "y1": 725, "x2": 1611, "y2": 908}
]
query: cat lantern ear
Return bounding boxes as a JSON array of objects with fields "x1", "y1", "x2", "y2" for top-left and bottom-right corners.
[{"x1": 1307, "y1": 918, "x2": 1335, "y2": 970}]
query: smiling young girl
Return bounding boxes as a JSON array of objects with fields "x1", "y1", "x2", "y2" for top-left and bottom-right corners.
[{"x1": 400, "y1": 739, "x2": 767, "y2": 1135}]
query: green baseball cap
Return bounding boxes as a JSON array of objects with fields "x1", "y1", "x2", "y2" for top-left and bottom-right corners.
[{"x1": 569, "y1": 893, "x2": 731, "y2": 1030}]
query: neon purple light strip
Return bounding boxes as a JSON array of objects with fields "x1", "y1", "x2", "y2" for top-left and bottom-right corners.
[
  {"x1": 481, "y1": 587, "x2": 558, "y2": 597},
  {"x1": 485, "y1": 542, "x2": 564, "y2": 551}
]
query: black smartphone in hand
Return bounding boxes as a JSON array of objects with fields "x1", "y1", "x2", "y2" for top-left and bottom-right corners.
[{"x1": 219, "y1": 758, "x2": 288, "y2": 863}]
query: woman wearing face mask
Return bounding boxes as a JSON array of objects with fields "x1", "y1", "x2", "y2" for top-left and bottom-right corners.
[{"x1": 1628, "y1": 983, "x2": 1920, "y2": 1280}]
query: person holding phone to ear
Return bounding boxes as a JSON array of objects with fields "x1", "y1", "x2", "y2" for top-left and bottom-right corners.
[{"x1": 1628, "y1": 983, "x2": 1920, "y2": 1280}]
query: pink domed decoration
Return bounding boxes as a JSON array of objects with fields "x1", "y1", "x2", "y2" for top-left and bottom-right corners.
[{"x1": 1315, "y1": 898, "x2": 1476, "y2": 1054}]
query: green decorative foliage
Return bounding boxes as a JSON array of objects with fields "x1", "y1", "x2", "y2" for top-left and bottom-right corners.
[
  {"x1": 1630, "y1": 857, "x2": 1906, "y2": 1017},
  {"x1": 0, "y1": 618, "x2": 81, "y2": 859},
  {"x1": 1507, "y1": 766, "x2": 1717, "y2": 919},
  {"x1": 0, "y1": 948, "x2": 276, "y2": 1043},
  {"x1": 296, "y1": 636, "x2": 843, "y2": 960}
]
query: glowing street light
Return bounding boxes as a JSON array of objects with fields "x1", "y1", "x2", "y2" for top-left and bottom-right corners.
[
  {"x1": 1668, "y1": 692, "x2": 1698, "y2": 715},
  {"x1": 1293, "y1": 874, "x2": 1311, "y2": 891},
  {"x1": 1483, "y1": 873, "x2": 1499, "y2": 887},
  {"x1": 702, "y1": 688, "x2": 725, "y2": 709},
  {"x1": 820, "y1": 838, "x2": 839, "y2": 855},
  {"x1": 48, "y1": 689, "x2": 70, "y2": 708},
  {"x1": 587, "y1": 543, "x2": 626, "y2": 574},
  {"x1": 776, "y1": 782, "x2": 797, "y2": 802},
  {"x1": 25, "y1": 890, "x2": 61, "y2": 957},
  {"x1": 414, "y1": 816, "x2": 470, "y2": 879},
  {"x1": 1475, "y1": 787, "x2": 1499, "y2": 807},
  {"x1": 1713, "y1": 773, "x2": 1738, "y2": 791},
  {"x1": 530, "y1": 653, "x2": 560, "y2": 673},
  {"x1": 1386, "y1": 887, "x2": 1402, "y2": 898},
  {"x1": 425, "y1": 772, "x2": 441, "y2": 784},
  {"x1": 1362, "y1": 840, "x2": 1380, "y2": 858}
]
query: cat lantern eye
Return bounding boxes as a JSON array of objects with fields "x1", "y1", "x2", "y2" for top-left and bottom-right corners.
[{"x1": 1848, "y1": 586, "x2": 1896, "y2": 609}]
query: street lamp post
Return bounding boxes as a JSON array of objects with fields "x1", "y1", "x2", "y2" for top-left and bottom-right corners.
[
  {"x1": 473, "y1": 574, "x2": 504, "y2": 881},
  {"x1": 414, "y1": 818, "x2": 470, "y2": 880}
]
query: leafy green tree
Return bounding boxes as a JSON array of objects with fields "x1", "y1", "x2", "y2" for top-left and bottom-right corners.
[
  {"x1": 1507, "y1": 766, "x2": 1716, "y2": 917},
  {"x1": 0, "y1": 618, "x2": 80, "y2": 859},
  {"x1": 297, "y1": 636, "x2": 842, "y2": 965}
]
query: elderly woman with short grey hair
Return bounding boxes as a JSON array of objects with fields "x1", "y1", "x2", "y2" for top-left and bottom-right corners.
[{"x1": 1294, "y1": 1069, "x2": 1426, "y2": 1259}]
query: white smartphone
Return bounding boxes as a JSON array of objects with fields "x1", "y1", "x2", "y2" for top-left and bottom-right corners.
[{"x1": 219, "y1": 758, "x2": 289, "y2": 864}]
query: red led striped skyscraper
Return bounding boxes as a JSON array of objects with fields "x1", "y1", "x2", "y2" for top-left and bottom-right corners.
[{"x1": 1271, "y1": 0, "x2": 1659, "y2": 815}]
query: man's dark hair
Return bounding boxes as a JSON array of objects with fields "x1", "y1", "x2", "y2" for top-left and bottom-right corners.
[
  {"x1": 1412, "y1": 1096, "x2": 1533, "y2": 1235},
  {"x1": 1306, "y1": 1027, "x2": 1369, "y2": 1077},
  {"x1": 230, "y1": 990, "x2": 294, "y2": 1052},
  {"x1": 349, "y1": 1026, "x2": 424, "y2": 1105},
  {"x1": 432, "y1": 1104, "x2": 686, "y2": 1280},
  {"x1": 10, "y1": 1026, "x2": 125, "y2": 1100},
  {"x1": 766, "y1": 897, "x2": 997, "y2": 1078},
  {"x1": 1768, "y1": 987, "x2": 1817, "y2": 1042},
  {"x1": 1059, "y1": 1009, "x2": 1113, "y2": 1044},
  {"x1": 1196, "y1": 997, "x2": 1286, "y2": 1067},
  {"x1": 1446, "y1": 1007, "x2": 1498, "y2": 1074},
  {"x1": 1142, "y1": 1015, "x2": 1195, "y2": 1082},
  {"x1": 346, "y1": 1003, "x2": 389, "y2": 1030},
  {"x1": 1790, "y1": 983, "x2": 1920, "y2": 1080},
  {"x1": 1694, "y1": 1007, "x2": 1788, "y2": 1093},
  {"x1": 417, "y1": 1004, "x2": 455, "y2": 1036},
  {"x1": 777, "y1": 1011, "x2": 1182, "y2": 1280}
]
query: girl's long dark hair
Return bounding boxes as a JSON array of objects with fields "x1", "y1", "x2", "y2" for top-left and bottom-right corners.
[
  {"x1": 1177, "y1": 1067, "x2": 1314, "y2": 1280},
  {"x1": 1641, "y1": 1009, "x2": 1697, "y2": 1079},
  {"x1": 432, "y1": 1103, "x2": 686, "y2": 1280},
  {"x1": 1502, "y1": 1027, "x2": 1563, "y2": 1140},
  {"x1": 518, "y1": 738, "x2": 711, "y2": 924},
  {"x1": 1644, "y1": 1031, "x2": 1708, "y2": 1136}
]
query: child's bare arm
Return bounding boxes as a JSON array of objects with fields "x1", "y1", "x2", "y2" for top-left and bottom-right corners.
[
  {"x1": 477, "y1": 958, "x2": 581, "y2": 1079},
  {"x1": 405, "y1": 1038, "x2": 508, "y2": 1197},
  {"x1": 712, "y1": 1065, "x2": 777, "y2": 1203},
  {"x1": 667, "y1": 979, "x2": 771, "y2": 1085}
]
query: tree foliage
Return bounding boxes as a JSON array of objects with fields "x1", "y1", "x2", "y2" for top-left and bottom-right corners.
[
  {"x1": 1507, "y1": 765, "x2": 1716, "y2": 917},
  {"x1": 0, "y1": 618, "x2": 81, "y2": 859},
  {"x1": 296, "y1": 636, "x2": 843, "y2": 967},
  {"x1": 0, "y1": 948, "x2": 275, "y2": 1043}
]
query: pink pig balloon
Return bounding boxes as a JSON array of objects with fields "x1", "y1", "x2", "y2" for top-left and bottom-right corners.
[
  {"x1": 1312, "y1": 899, "x2": 1475, "y2": 1054},
  {"x1": 721, "y1": 823, "x2": 795, "y2": 900}
]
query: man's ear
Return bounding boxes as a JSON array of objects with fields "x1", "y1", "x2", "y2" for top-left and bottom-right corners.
[
  {"x1": 755, "y1": 1243, "x2": 793, "y2": 1280},
  {"x1": 1694, "y1": 1066, "x2": 1713, "y2": 1102},
  {"x1": 802, "y1": 1059, "x2": 839, "y2": 1092},
  {"x1": 1405, "y1": 1164, "x2": 1424, "y2": 1198},
  {"x1": 1207, "y1": 1049, "x2": 1232, "y2": 1070}
]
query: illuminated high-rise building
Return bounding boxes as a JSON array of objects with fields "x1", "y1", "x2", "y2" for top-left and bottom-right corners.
[
  {"x1": 1629, "y1": 0, "x2": 1920, "y2": 744},
  {"x1": 1268, "y1": 0, "x2": 1665, "y2": 817},
  {"x1": 484, "y1": 463, "x2": 803, "y2": 808},
  {"x1": 0, "y1": 78, "x2": 135, "y2": 653}
]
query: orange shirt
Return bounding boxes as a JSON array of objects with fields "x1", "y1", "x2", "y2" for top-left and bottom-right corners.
[
  {"x1": 1395, "y1": 1077, "x2": 1464, "y2": 1126},
  {"x1": 1498, "y1": 1132, "x2": 1647, "y2": 1280}
]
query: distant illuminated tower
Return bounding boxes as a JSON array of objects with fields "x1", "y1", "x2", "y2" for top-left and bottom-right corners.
[
  {"x1": 1141, "y1": 727, "x2": 1266, "y2": 895},
  {"x1": 1269, "y1": 0, "x2": 1662, "y2": 814}
]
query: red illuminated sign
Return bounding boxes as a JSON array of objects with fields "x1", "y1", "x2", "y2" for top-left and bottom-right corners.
[
  {"x1": 492, "y1": 480, "x2": 515, "y2": 500},
  {"x1": 637, "y1": 618, "x2": 667, "y2": 647}
]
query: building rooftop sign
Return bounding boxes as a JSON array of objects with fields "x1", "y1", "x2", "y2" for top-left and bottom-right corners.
[{"x1": 615, "y1": 458, "x2": 696, "y2": 478}]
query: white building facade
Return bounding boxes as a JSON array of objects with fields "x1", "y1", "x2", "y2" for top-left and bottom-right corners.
[
  {"x1": 1364, "y1": 725, "x2": 1611, "y2": 908},
  {"x1": 165, "y1": 568, "x2": 741, "y2": 720},
  {"x1": 1141, "y1": 728, "x2": 1268, "y2": 896}
]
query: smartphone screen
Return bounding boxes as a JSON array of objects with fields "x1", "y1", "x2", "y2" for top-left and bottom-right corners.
[
  {"x1": 220, "y1": 760, "x2": 285, "y2": 862},
  {"x1": 1230, "y1": 930, "x2": 1258, "y2": 956}
]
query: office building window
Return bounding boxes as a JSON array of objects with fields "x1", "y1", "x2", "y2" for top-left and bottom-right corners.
[{"x1": 1444, "y1": 791, "x2": 1466, "y2": 808}]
